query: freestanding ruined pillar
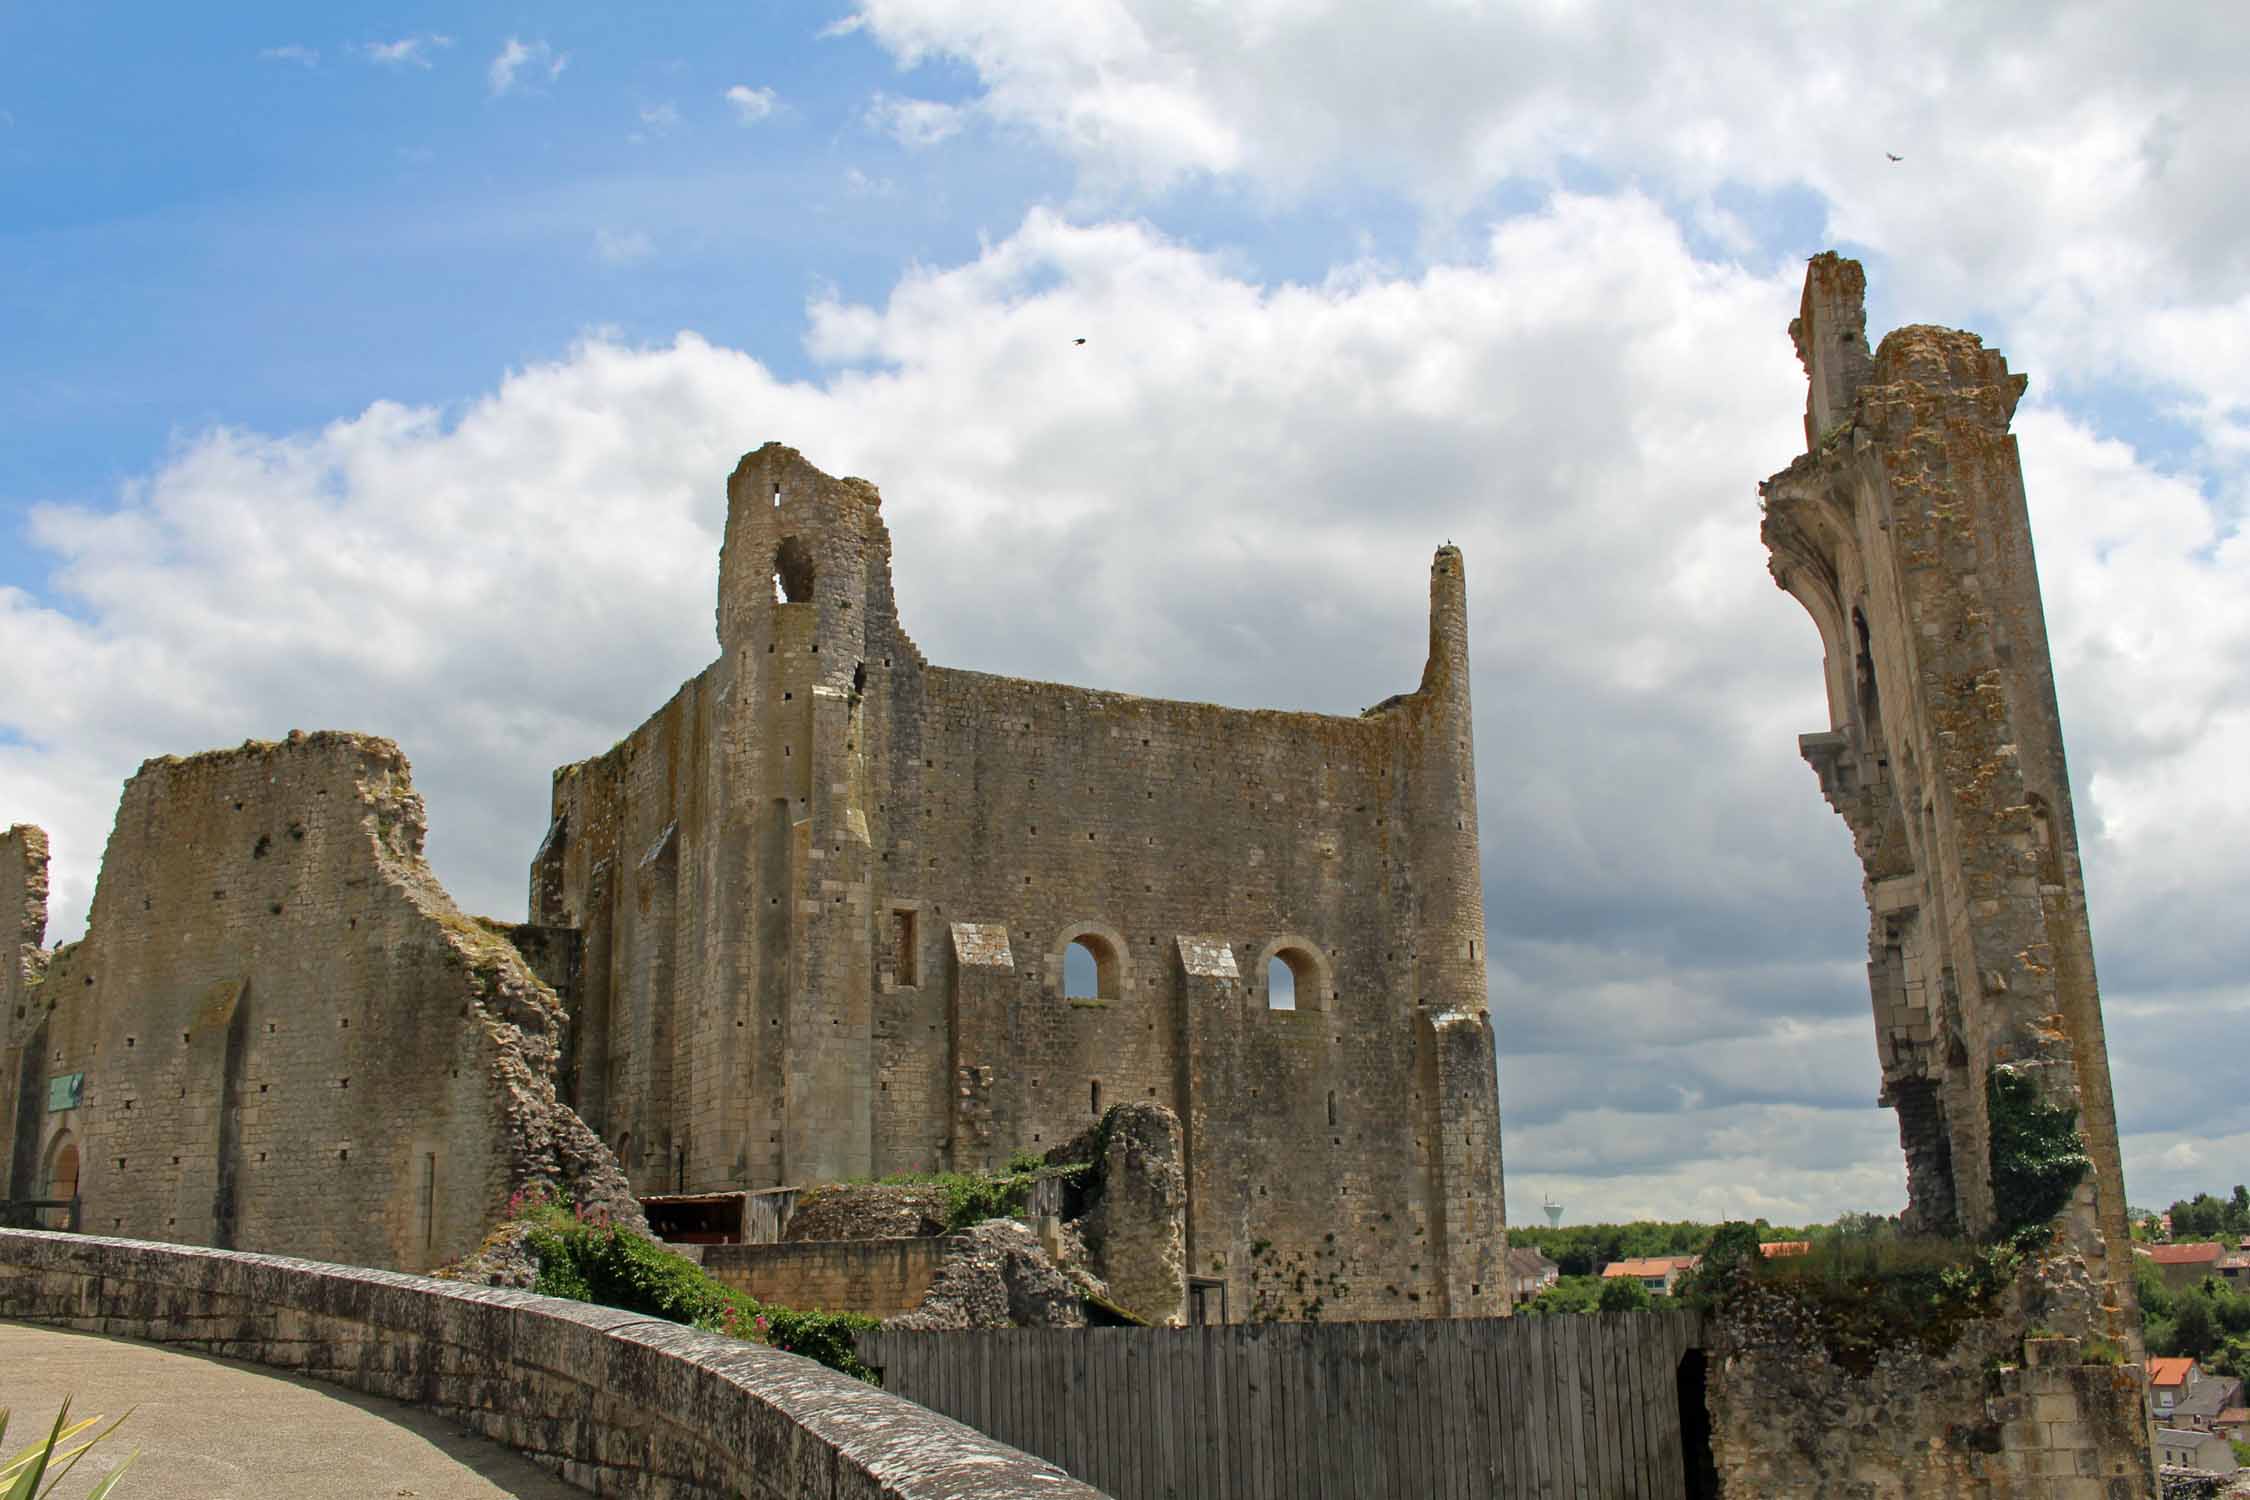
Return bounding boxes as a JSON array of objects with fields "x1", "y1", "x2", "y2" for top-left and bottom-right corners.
[{"x1": 1761, "y1": 255, "x2": 2136, "y2": 1342}]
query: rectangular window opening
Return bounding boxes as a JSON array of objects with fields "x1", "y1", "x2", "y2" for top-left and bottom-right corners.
[{"x1": 892, "y1": 908, "x2": 918, "y2": 987}]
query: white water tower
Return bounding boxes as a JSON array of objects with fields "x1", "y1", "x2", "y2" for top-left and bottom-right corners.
[{"x1": 1542, "y1": 1195, "x2": 1564, "y2": 1229}]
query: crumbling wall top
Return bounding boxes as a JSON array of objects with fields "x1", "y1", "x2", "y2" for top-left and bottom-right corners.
[
  {"x1": 1791, "y1": 251, "x2": 1874, "y2": 450},
  {"x1": 3, "y1": 824, "x2": 50, "y2": 1005}
]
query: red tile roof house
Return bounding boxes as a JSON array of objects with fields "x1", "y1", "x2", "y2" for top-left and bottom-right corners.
[
  {"x1": 2141, "y1": 1241, "x2": 2226, "y2": 1295},
  {"x1": 2149, "y1": 1358, "x2": 2203, "y2": 1425},
  {"x1": 1757, "y1": 1241, "x2": 1812, "y2": 1260},
  {"x1": 1600, "y1": 1256, "x2": 1700, "y2": 1296}
]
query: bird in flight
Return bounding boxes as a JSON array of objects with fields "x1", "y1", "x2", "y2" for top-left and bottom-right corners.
[
  {"x1": 1885, "y1": 152, "x2": 1902, "y2": 163},
  {"x1": 1073, "y1": 337, "x2": 1087, "y2": 345}
]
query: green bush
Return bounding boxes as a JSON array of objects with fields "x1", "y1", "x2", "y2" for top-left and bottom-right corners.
[
  {"x1": 1685, "y1": 1211, "x2": 2022, "y2": 1375},
  {"x1": 1597, "y1": 1276, "x2": 1652, "y2": 1313},
  {"x1": 514, "y1": 1191, "x2": 879, "y2": 1383},
  {"x1": 867, "y1": 1162, "x2": 1091, "y2": 1233},
  {"x1": 1517, "y1": 1275, "x2": 1605, "y2": 1317}
]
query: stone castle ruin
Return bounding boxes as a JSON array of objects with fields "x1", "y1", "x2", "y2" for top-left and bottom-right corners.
[
  {"x1": 1709, "y1": 254, "x2": 2155, "y2": 1496},
  {"x1": 4, "y1": 443, "x2": 1507, "y2": 1322},
  {"x1": 529, "y1": 443, "x2": 1506, "y2": 1322},
  {"x1": 1, "y1": 253, "x2": 2164, "y2": 1492},
  {"x1": 3, "y1": 739, "x2": 641, "y2": 1272},
  {"x1": 1763, "y1": 254, "x2": 2134, "y2": 1327}
]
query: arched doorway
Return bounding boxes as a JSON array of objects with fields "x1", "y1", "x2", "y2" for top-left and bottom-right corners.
[{"x1": 42, "y1": 1131, "x2": 79, "y2": 1230}]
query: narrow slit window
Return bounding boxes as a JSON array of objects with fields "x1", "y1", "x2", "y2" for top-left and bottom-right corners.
[
  {"x1": 1090, "y1": 1079, "x2": 1103, "y2": 1115},
  {"x1": 893, "y1": 908, "x2": 918, "y2": 987}
]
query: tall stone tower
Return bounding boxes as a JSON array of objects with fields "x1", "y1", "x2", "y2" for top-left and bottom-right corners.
[{"x1": 1762, "y1": 256, "x2": 2136, "y2": 1345}]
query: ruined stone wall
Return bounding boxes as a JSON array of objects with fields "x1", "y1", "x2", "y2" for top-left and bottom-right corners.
[
  {"x1": 541, "y1": 443, "x2": 1509, "y2": 1321},
  {"x1": 1049, "y1": 1101, "x2": 1188, "y2": 1325},
  {"x1": 0, "y1": 734, "x2": 636, "y2": 1271},
  {"x1": 1763, "y1": 256, "x2": 2137, "y2": 1346},
  {"x1": 700, "y1": 1237, "x2": 947, "y2": 1318},
  {"x1": 2, "y1": 825, "x2": 54, "y2": 1201},
  {"x1": 1709, "y1": 1284, "x2": 2156, "y2": 1499}
]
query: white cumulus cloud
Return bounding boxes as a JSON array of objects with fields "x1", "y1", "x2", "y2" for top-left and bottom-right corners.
[
  {"x1": 489, "y1": 37, "x2": 567, "y2": 97},
  {"x1": 839, "y1": 1, "x2": 2250, "y2": 468},
  {"x1": 865, "y1": 93, "x2": 965, "y2": 148},
  {"x1": 361, "y1": 35, "x2": 451, "y2": 69},
  {"x1": 725, "y1": 84, "x2": 779, "y2": 123}
]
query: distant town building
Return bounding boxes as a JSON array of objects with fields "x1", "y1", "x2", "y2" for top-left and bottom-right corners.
[{"x1": 1600, "y1": 1256, "x2": 1699, "y2": 1296}]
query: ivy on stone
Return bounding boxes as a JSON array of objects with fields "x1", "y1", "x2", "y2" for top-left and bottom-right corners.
[{"x1": 1985, "y1": 1065, "x2": 2091, "y2": 1243}]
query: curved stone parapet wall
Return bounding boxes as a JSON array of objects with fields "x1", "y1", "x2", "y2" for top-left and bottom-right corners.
[{"x1": 0, "y1": 1229, "x2": 1104, "y2": 1499}]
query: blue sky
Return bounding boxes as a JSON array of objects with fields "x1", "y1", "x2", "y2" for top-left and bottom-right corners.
[{"x1": 4, "y1": 1, "x2": 2245, "y2": 1225}]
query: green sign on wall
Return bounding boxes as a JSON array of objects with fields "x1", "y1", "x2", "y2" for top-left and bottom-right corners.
[{"x1": 46, "y1": 1072, "x2": 83, "y2": 1112}]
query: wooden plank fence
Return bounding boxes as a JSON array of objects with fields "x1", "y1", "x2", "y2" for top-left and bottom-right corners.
[{"x1": 858, "y1": 1310, "x2": 1705, "y2": 1500}]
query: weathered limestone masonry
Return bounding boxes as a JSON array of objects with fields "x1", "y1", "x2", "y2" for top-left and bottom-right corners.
[
  {"x1": 1710, "y1": 1283, "x2": 2155, "y2": 1500},
  {"x1": 699, "y1": 1238, "x2": 949, "y2": 1319},
  {"x1": 1742, "y1": 255, "x2": 2157, "y2": 1496},
  {"x1": 0, "y1": 1227, "x2": 1100, "y2": 1499},
  {"x1": 1763, "y1": 256, "x2": 2135, "y2": 1329},
  {"x1": 1, "y1": 733, "x2": 637, "y2": 1272},
  {"x1": 537, "y1": 443, "x2": 1509, "y2": 1321}
]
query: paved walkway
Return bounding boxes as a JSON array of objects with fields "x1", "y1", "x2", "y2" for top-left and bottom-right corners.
[{"x1": 0, "y1": 1322, "x2": 586, "y2": 1499}]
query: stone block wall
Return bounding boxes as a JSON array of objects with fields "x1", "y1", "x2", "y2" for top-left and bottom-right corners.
[
  {"x1": 700, "y1": 1238, "x2": 948, "y2": 1318},
  {"x1": 536, "y1": 444, "x2": 1510, "y2": 1323},
  {"x1": 0, "y1": 734, "x2": 636, "y2": 1272},
  {"x1": 0, "y1": 1227, "x2": 1099, "y2": 1499},
  {"x1": 1708, "y1": 1280, "x2": 2157, "y2": 1499}
]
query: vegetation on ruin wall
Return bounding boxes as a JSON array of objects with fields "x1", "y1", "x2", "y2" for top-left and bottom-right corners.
[
  {"x1": 1985, "y1": 1065, "x2": 2091, "y2": 1243},
  {"x1": 855, "y1": 1153, "x2": 1093, "y2": 1234},
  {"x1": 1682, "y1": 1219, "x2": 2024, "y2": 1376},
  {"x1": 511, "y1": 1190, "x2": 879, "y2": 1383},
  {"x1": 1665, "y1": 1068, "x2": 2094, "y2": 1371}
]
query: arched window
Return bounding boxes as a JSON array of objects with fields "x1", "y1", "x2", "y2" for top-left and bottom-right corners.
[
  {"x1": 1066, "y1": 941, "x2": 1102, "y2": 999},
  {"x1": 1052, "y1": 923, "x2": 1127, "y2": 1003},
  {"x1": 1257, "y1": 939, "x2": 1328, "y2": 1012},
  {"x1": 1266, "y1": 956, "x2": 1297, "y2": 1010}
]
